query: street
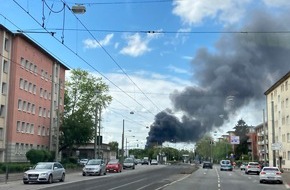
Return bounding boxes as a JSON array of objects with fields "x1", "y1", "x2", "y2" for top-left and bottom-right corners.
[{"x1": 0, "y1": 164, "x2": 289, "y2": 190}]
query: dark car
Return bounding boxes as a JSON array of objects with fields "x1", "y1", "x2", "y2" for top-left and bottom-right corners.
[
  {"x1": 141, "y1": 159, "x2": 149, "y2": 165},
  {"x1": 123, "y1": 158, "x2": 135, "y2": 169},
  {"x1": 203, "y1": 161, "x2": 213, "y2": 169}
]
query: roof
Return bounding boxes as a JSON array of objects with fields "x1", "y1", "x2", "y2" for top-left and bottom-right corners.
[
  {"x1": 264, "y1": 70, "x2": 290, "y2": 95},
  {"x1": 0, "y1": 24, "x2": 70, "y2": 71}
]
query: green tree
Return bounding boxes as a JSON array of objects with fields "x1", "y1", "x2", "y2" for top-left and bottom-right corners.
[
  {"x1": 59, "y1": 69, "x2": 112, "y2": 155},
  {"x1": 233, "y1": 119, "x2": 249, "y2": 159},
  {"x1": 194, "y1": 134, "x2": 213, "y2": 161},
  {"x1": 26, "y1": 149, "x2": 52, "y2": 164}
]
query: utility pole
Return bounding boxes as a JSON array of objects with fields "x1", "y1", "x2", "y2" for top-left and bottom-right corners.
[
  {"x1": 98, "y1": 106, "x2": 102, "y2": 159},
  {"x1": 55, "y1": 78, "x2": 61, "y2": 161},
  {"x1": 121, "y1": 119, "x2": 125, "y2": 163},
  {"x1": 94, "y1": 103, "x2": 98, "y2": 159},
  {"x1": 271, "y1": 101, "x2": 276, "y2": 167},
  {"x1": 263, "y1": 109, "x2": 267, "y2": 163}
]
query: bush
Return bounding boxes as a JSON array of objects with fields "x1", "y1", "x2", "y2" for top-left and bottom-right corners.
[{"x1": 26, "y1": 149, "x2": 53, "y2": 164}]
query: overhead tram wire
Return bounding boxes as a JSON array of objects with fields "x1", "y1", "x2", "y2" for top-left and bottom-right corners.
[
  {"x1": 14, "y1": 27, "x2": 290, "y2": 35},
  {"x1": 1, "y1": 14, "x2": 153, "y2": 122},
  {"x1": 58, "y1": 0, "x2": 181, "y2": 6},
  {"x1": 12, "y1": 0, "x2": 158, "y2": 117},
  {"x1": 61, "y1": 0, "x2": 163, "y2": 113}
]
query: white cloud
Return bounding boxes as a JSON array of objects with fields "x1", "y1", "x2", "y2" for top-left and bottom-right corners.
[
  {"x1": 263, "y1": 0, "x2": 290, "y2": 8},
  {"x1": 83, "y1": 33, "x2": 114, "y2": 49},
  {"x1": 120, "y1": 31, "x2": 162, "y2": 57},
  {"x1": 172, "y1": 0, "x2": 250, "y2": 25},
  {"x1": 167, "y1": 65, "x2": 191, "y2": 75}
]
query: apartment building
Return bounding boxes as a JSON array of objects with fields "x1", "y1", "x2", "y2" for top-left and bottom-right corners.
[
  {"x1": 255, "y1": 123, "x2": 268, "y2": 162},
  {"x1": 265, "y1": 71, "x2": 290, "y2": 169},
  {"x1": 0, "y1": 24, "x2": 69, "y2": 162}
]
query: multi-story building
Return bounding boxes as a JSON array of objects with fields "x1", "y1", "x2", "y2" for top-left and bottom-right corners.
[
  {"x1": 265, "y1": 71, "x2": 290, "y2": 169},
  {"x1": 255, "y1": 123, "x2": 268, "y2": 162},
  {"x1": 0, "y1": 24, "x2": 69, "y2": 162}
]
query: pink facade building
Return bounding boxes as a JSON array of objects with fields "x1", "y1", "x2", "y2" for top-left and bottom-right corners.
[{"x1": 0, "y1": 25, "x2": 69, "y2": 162}]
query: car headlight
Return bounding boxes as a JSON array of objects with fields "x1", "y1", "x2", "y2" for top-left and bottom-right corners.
[
  {"x1": 40, "y1": 173, "x2": 49, "y2": 177},
  {"x1": 23, "y1": 173, "x2": 28, "y2": 178}
]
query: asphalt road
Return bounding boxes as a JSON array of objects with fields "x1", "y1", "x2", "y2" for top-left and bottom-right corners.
[
  {"x1": 0, "y1": 164, "x2": 197, "y2": 190},
  {"x1": 163, "y1": 165, "x2": 289, "y2": 190}
]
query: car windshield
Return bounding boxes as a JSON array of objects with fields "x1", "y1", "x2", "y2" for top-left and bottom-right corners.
[
  {"x1": 124, "y1": 159, "x2": 133, "y2": 163},
  {"x1": 87, "y1": 160, "x2": 101, "y2": 165},
  {"x1": 34, "y1": 163, "x2": 53, "y2": 170},
  {"x1": 108, "y1": 160, "x2": 118, "y2": 164}
]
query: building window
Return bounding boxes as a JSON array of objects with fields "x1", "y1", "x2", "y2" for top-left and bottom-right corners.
[
  {"x1": 26, "y1": 123, "x2": 30, "y2": 133},
  {"x1": 15, "y1": 143, "x2": 20, "y2": 154},
  {"x1": 42, "y1": 126, "x2": 45, "y2": 136},
  {"x1": 27, "y1": 102, "x2": 31, "y2": 113},
  {"x1": 30, "y1": 124, "x2": 34, "y2": 134},
  {"x1": 4, "y1": 38, "x2": 10, "y2": 51},
  {"x1": 40, "y1": 88, "x2": 43, "y2": 98},
  {"x1": 34, "y1": 65, "x2": 37, "y2": 75},
  {"x1": 39, "y1": 107, "x2": 42, "y2": 117},
  {"x1": 19, "y1": 78, "x2": 24, "y2": 89},
  {"x1": 0, "y1": 105, "x2": 5, "y2": 117},
  {"x1": 21, "y1": 122, "x2": 25, "y2": 133},
  {"x1": 17, "y1": 121, "x2": 21, "y2": 132},
  {"x1": 3, "y1": 59, "x2": 8, "y2": 73},
  {"x1": 22, "y1": 101, "x2": 26, "y2": 112},
  {"x1": 24, "y1": 80, "x2": 28, "y2": 91},
  {"x1": 20, "y1": 57, "x2": 25, "y2": 68},
  {"x1": 25, "y1": 60, "x2": 29, "y2": 70},
  {"x1": 33, "y1": 84, "x2": 37, "y2": 94},
  {"x1": 28, "y1": 83, "x2": 33, "y2": 93},
  {"x1": 41, "y1": 69, "x2": 44, "y2": 79},
  {"x1": 31, "y1": 104, "x2": 35, "y2": 114},
  {"x1": 0, "y1": 128, "x2": 3, "y2": 140},
  {"x1": 286, "y1": 81, "x2": 288, "y2": 91},
  {"x1": 2, "y1": 82, "x2": 7, "y2": 94},
  {"x1": 29, "y1": 62, "x2": 34, "y2": 72}
]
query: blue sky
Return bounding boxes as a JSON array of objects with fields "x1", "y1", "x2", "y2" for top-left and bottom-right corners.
[{"x1": 1, "y1": 0, "x2": 290, "y2": 150}]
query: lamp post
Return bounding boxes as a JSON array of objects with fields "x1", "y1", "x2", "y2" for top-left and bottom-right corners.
[
  {"x1": 94, "y1": 90, "x2": 101, "y2": 159},
  {"x1": 121, "y1": 112, "x2": 134, "y2": 163}
]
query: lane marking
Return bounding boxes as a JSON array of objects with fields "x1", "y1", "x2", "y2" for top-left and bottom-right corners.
[
  {"x1": 155, "y1": 174, "x2": 191, "y2": 190},
  {"x1": 109, "y1": 179, "x2": 144, "y2": 190}
]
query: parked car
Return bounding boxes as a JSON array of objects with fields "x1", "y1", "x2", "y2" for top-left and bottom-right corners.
[
  {"x1": 151, "y1": 159, "x2": 158, "y2": 165},
  {"x1": 220, "y1": 160, "x2": 233, "y2": 171},
  {"x1": 203, "y1": 161, "x2": 213, "y2": 169},
  {"x1": 135, "y1": 159, "x2": 142, "y2": 165},
  {"x1": 141, "y1": 159, "x2": 149, "y2": 165},
  {"x1": 106, "y1": 159, "x2": 122, "y2": 173},
  {"x1": 240, "y1": 162, "x2": 248, "y2": 170},
  {"x1": 259, "y1": 167, "x2": 283, "y2": 184},
  {"x1": 245, "y1": 162, "x2": 261, "y2": 175},
  {"x1": 123, "y1": 158, "x2": 135, "y2": 169},
  {"x1": 79, "y1": 158, "x2": 89, "y2": 166},
  {"x1": 82, "y1": 159, "x2": 107, "y2": 176},
  {"x1": 23, "y1": 162, "x2": 65, "y2": 184}
]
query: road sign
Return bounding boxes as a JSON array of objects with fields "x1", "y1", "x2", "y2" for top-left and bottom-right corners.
[
  {"x1": 271, "y1": 142, "x2": 282, "y2": 150},
  {"x1": 230, "y1": 136, "x2": 240, "y2": 144}
]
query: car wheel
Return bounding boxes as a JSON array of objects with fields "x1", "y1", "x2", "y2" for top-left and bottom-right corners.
[
  {"x1": 82, "y1": 172, "x2": 86, "y2": 176},
  {"x1": 23, "y1": 181, "x2": 29, "y2": 184},
  {"x1": 60, "y1": 173, "x2": 65, "y2": 182},
  {"x1": 47, "y1": 175, "x2": 53, "y2": 184},
  {"x1": 260, "y1": 180, "x2": 263, "y2": 183}
]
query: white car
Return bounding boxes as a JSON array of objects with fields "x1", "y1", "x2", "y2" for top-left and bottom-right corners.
[
  {"x1": 259, "y1": 167, "x2": 283, "y2": 184},
  {"x1": 79, "y1": 158, "x2": 89, "y2": 166},
  {"x1": 245, "y1": 162, "x2": 261, "y2": 175},
  {"x1": 151, "y1": 159, "x2": 158, "y2": 165},
  {"x1": 82, "y1": 159, "x2": 107, "y2": 176},
  {"x1": 23, "y1": 162, "x2": 65, "y2": 184}
]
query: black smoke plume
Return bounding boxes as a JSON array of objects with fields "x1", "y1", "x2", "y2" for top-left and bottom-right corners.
[{"x1": 146, "y1": 10, "x2": 290, "y2": 147}]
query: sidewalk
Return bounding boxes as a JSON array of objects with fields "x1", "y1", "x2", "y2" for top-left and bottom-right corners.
[{"x1": 282, "y1": 170, "x2": 290, "y2": 188}]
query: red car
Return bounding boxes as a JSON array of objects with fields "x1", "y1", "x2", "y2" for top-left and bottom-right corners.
[{"x1": 106, "y1": 159, "x2": 122, "y2": 173}]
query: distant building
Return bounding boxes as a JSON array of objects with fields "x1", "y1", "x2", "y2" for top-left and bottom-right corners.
[
  {"x1": 0, "y1": 24, "x2": 69, "y2": 162},
  {"x1": 264, "y1": 71, "x2": 290, "y2": 170},
  {"x1": 255, "y1": 123, "x2": 268, "y2": 162}
]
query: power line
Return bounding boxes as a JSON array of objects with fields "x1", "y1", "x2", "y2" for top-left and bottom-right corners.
[
  {"x1": 51, "y1": 0, "x2": 180, "y2": 5},
  {"x1": 12, "y1": 27, "x2": 290, "y2": 34},
  {"x1": 12, "y1": 0, "x2": 160, "y2": 118}
]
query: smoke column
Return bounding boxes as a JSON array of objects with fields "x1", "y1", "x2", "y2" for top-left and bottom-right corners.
[{"x1": 146, "y1": 10, "x2": 290, "y2": 147}]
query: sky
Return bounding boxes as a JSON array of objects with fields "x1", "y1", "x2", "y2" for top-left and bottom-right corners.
[{"x1": 1, "y1": 0, "x2": 290, "y2": 150}]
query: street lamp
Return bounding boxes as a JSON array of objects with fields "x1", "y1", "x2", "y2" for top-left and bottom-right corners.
[
  {"x1": 71, "y1": 4, "x2": 86, "y2": 14},
  {"x1": 121, "y1": 111, "x2": 134, "y2": 163}
]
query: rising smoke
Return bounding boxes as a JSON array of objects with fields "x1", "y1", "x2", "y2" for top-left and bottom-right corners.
[{"x1": 146, "y1": 10, "x2": 290, "y2": 147}]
